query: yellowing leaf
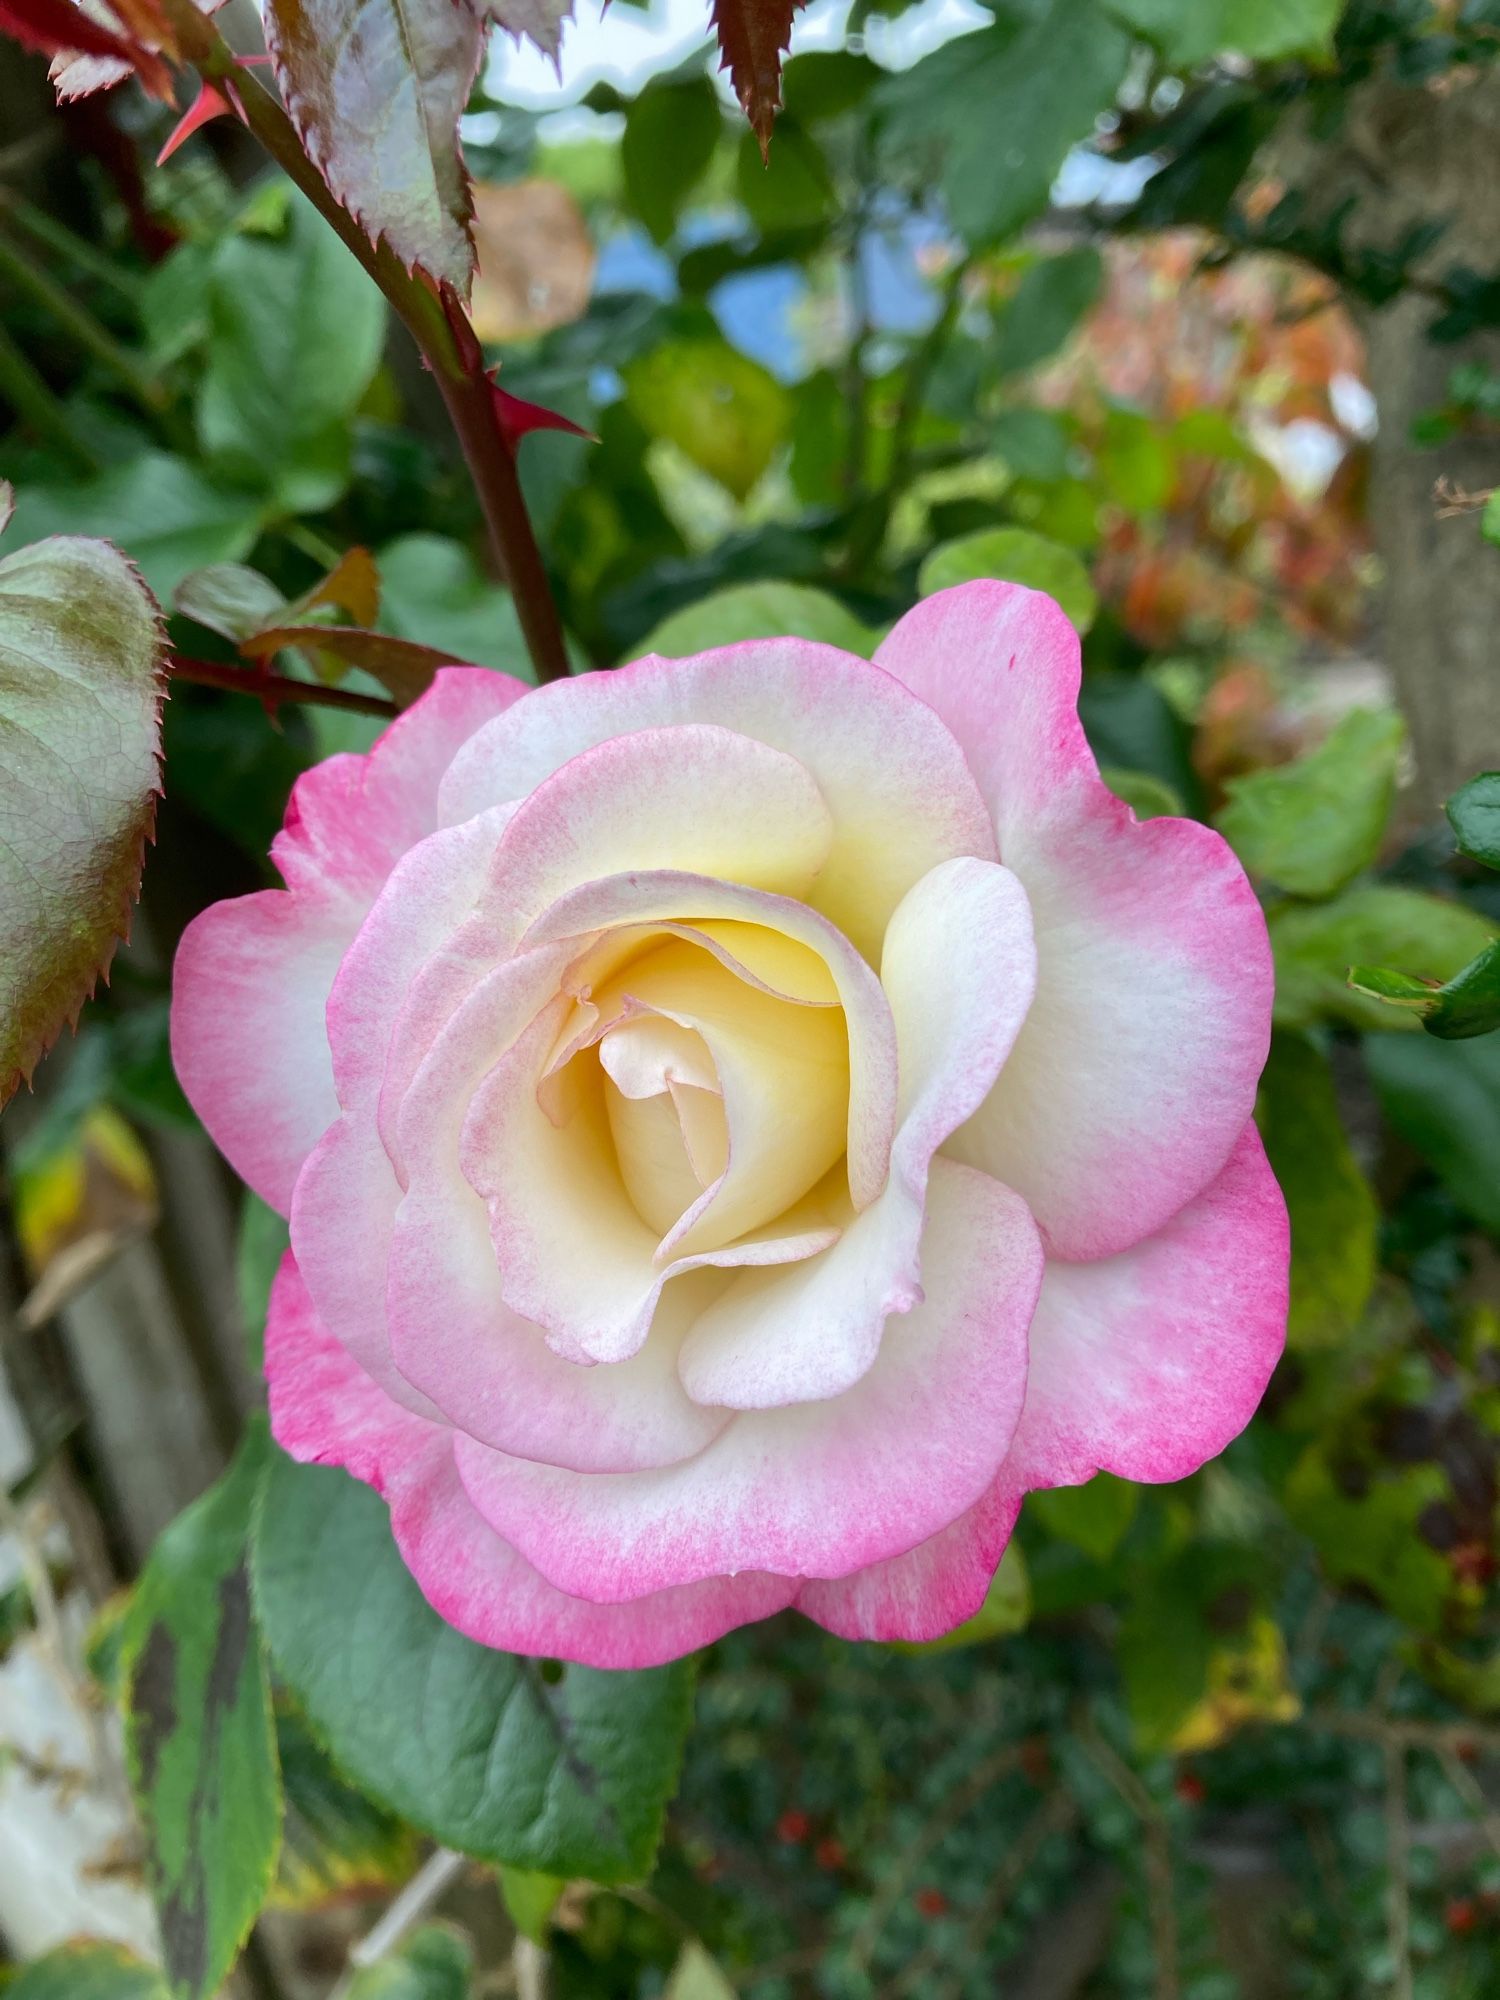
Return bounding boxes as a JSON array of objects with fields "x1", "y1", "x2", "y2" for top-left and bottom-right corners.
[
  {"x1": 625, "y1": 339, "x2": 789, "y2": 500},
  {"x1": 1170, "y1": 1615, "x2": 1300, "y2": 1754}
]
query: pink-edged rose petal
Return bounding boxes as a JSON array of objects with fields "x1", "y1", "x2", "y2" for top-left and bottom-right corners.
[
  {"x1": 876, "y1": 582, "x2": 1272, "y2": 1260},
  {"x1": 266, "y1": 1252, "x2": 798, "y2": 1667},
  {"x1": 451, "y1": 1159, "x2": 1043, "y2": 1599}
]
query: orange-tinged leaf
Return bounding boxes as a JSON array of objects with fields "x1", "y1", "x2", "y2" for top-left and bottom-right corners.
[
  {"x1": 0, "y1": 531, "x2": 165, "y2": 1105},
  {"x1": 278, "y1": 544, "x2": 381, "y2": 629}
]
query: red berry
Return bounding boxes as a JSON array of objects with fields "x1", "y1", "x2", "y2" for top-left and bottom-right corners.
[
  {"x1": 1445, "y1": 1898, "x2": 1478, "y2": 1937},
  {"x1": 814, "y1": 1837, "x2": 846, "y2": 1871},
  {"x1": 915, "y1": 1888, "x2": 949, "y2": 1918},
  {"x1": 1175, "y1": 1771, "x2": 1206, "y2": 1807},
  {"x1": 775, "y1": 1810, "x2": 810, "y2": 1844}
]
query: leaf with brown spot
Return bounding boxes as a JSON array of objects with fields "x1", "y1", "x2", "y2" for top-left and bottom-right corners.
[
  {"x1": 264, "y1": 0, "x2": 483, "y2": 292},
  {"x1": 123, "y1": 1421, "x2": 282, "y2": 2000},
  {"x1": 710, "y1": 0, "x2": 802, "y2": 158},
  {"x1": 0, "y1": 526, "x2": 165, "y2": 1108}
]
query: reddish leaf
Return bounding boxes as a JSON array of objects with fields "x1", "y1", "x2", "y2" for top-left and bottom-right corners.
[
  {"x1": 236, "y1": 624, "x2": 459, "y2": 707},
  {"x1": 711, "y1": 0, "x2": 801, "y2": 157},
  {"x1": 0, "y1": 0, "x2": 174, "y2": 96},
  {"x1": 475, "y1": 0, "x2": 571, "y2": 61},
  {"x1": 278, "y1": 544, "x2": 381, "y2": 629},
  {"x1": 0, "y1": 531, "x2": 165, "y2": 1105},
  {"x1": 265, "y1": 0, "x2": 483, "y2": 293},
  {"x1": 157, "y1": 79, "x2": 240, "y2": 163}
]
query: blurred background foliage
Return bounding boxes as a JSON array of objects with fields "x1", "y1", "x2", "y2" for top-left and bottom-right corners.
[{"x1": 4, "y1": 0, "x2": 1500, "y2": 1995}]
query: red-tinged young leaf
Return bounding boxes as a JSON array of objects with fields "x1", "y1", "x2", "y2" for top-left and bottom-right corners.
[
  {"x1": 236, "y1": 623, "x2": 459, "y2": 706},
  {"x1": 278, "y1": 544, "x2": 381, "y2": 629},
  {"x1": 711, "y1": 0, "x2": 802, "y2": 157},
  {"x1": 51, "y1": 46, "x2": 133, "y2": 94},
  {"x1": 492, "y1": 383, "x2": 595, "y2": 451},
  {"x1": 475, "y1": 0, "x2": 571, "y2": 61},
  {"x1": 0, "y1": 531, "x2": 165, "y2": 1108},
  {"x1": 0, "y1": 0, "x2": 175, "y2": 97},
  {"x1": 265, "y1": 0, "x2": 483, "y2": 293},
  {"x1": 157, "y1": 80, "x2": 240, "y2": 164}
]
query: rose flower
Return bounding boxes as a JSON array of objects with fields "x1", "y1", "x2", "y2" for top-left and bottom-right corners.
[{"x1": 173, "y1": 581, "x2": 1288, "y2": 1666}]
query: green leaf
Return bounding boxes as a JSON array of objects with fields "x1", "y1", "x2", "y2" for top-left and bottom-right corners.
[
  {"x1": 991, "y1": 407, "x2": 1071, "y2": 481},
  {"x1": 0, "y1": 526, "x2": 164, "y2": 1107},
  {"x1": 4, "y1": 1944, "x2": 167, "y2": 2000},
  {"x1": 1351, "y1": 941, "x2": 1500, "y2": 1041},
  {"x1": 346, "y1": 1927, "x2": 474, "y2": 2000},
  {"x1": 1365, "y1": 1030, "x2": 1500, "y2": 1236},
  {"x1": 252, "y1": 1453, "x2": 696, "y2": 1879},
  {"x1": 1031, "y1": 1475, "x2": 1139, "y2": 1560},
  {"x1": 995, "y1": 248, "x2": 1103, "y2": 376},
  {"x1": 273, "y1": 1696, "x2": 420, "y2": 1912},
  {"x1": 124, "y1": 1422, "x2": 282, "y2": 2000},
  {"x1": 622, "y1": 77, "x2": 722, "y2": 244},
  {"x1": 198, "y1": 195, "x2": 387, "y2": 515},
  {"x1": 1482, "y1": 490, "x2": 1500, "y2": 547},
  {"x1": 890, "y1": 1543, "x2": 1030, "y2": 1652},
  {"x1": 1104, "y1": 0, "x2": 1341, "y2": 66},
  {"x1": 876, "y1": 0, "x2": 1130, "y2": 247},
  {"x1": 264, "y1": 0, "x2": 481, "y2": 292},
  {"x1": 1447, "y1": 770, "x2": 1500, "y2": 870},
  {"x1": 918, "y1": 525, "x2": 1097, "y2": 633},
  {"x1": 174, "y1": 563, "x2": 287, "y2": 645},
  {"x1": 499, "y1": 1866, "x2": 565, "y2": 1944},
  {"x1": 1094, "y1": 406, "x2": 1175, "y2": 515},
  {"x1": 5, "y1": 451, "x2": 265, "y2": 601},
  {"x1": 1255, "y1": 1033, "x2": 1377, "y2": 1350},
  {"x1": 735, "y1": 121, "x2": 835, "y2": 232},
  {"x1": 1215, "y1": 709, "x2": 1404, "y2": 899},
  {"x1": 625, "y1": 338, "x2": 789, "y2": 500},
  {"x1": 1118, "y1": 1584, "x2": 1213, "y2": 1753},
  {"x1": 1270, "y1": 886, "x2": 1496, "y2": 1032},
  {"x1": 635, "y1": 581, "x2": 881, "y2": 658},
  {"x1": 664, "y1": 1942, "x2": 738, "y2": 2000},
  {"x1": 1100, "y1": 767, "x2": 1183, "y2": 820},
  {"x1": 1285, "y1": 1446, "x2": 1453, "y2": 1632},
  {"x1": 781, "y1": 49, "x2": 880, "y2": 122},
  {"x1": 377, "y1": 535, "x2": 532, "y2": 678}
]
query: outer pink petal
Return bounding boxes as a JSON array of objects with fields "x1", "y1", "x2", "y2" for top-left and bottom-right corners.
[
  {"x1": 1002, "y1": 1118, "x2": 1288, "y2": 1490},
  {"x1": 451, "y1": 1160, "x2": 1043, "y2": 1598},
  {"x1": 876, "y1": 583, "x2": 1272, "y2": 1260},
  {"x1": 272, "y1": 667, "x2": 528, "y2": 909},
  {"x1": 797, "y1": 1483, "x2": 1022, "y2": 1643},
  {"x1": 171, "y1": 668, "x2": 525, "y2": 1213},
  {"x1": 436, "y1": 641, "x2": 998, "y2": 958},
  {"x1": 171, "y1": 891, "x2": 347, "y2": 1213},
  {"x1": 266, "y1": 1253, "x2": 798, "y2": 1667},
  {"x1": 800, "y1": 1125, "x2": 1286, "y2": 1642},
  {"x1": 677, "y1": 858, "x2": 1036, "y2": 1410}
]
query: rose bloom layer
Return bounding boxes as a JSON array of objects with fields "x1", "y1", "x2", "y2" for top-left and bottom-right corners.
[{"x1": 172, "y1": 581, "x2": 1289, "y2": 1667}]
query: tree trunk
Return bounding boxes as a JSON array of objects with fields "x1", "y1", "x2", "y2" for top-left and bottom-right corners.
[{"x1": 1337, "y1": 66, "x2": 1500, "y2": 815}]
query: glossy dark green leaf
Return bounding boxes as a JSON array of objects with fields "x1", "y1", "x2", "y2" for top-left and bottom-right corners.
[
  {"x1": 4, "y1": 1944, "x2": 168, "y2": 2000},
  {"x1": 273, "y1": 1697, "x2": 421, "y2": 1912},
  {"x1": 346, "y1": 1927, "x2": 474, "y2": 1999},
  {"x1": 124, "y1": 1422, "x2": 282, "y2": 2000},
  {"x1": 1272, "y1": 886, "x2": 1496, "y2": 1033},
  {"x1": 1216, "y1": 709, "x2": 1404, "y2": 899},
  {"x1": 1256, "y1": 1033, "x2": 1377, "y2": 1350},
  {"x1": 265, "y1": 0, "x2": 481, "y2": 291},
  {"x1": 253, "y1": 1453, "x2": 696, "y2": 1880},
  {"x1": 1447, "y1": 770, "x2": 1500, "y2": 870},
  {"x1": 876, "y1": 0, "x2": 1129, "y2": 247},
  {"x1": 621, "y1": 77, "x2": 722, "y2": 244},
  {"x1": 1365, "y1": 1029, "x2": 1500, "y2": 1236},
  {"x1": 995, "y1": 248, "x2": 1102, "y2": 376},
  {"x1": 197, "y1": 196, "x2": 387, "y2": 514},
  {"x1": 0, "y1": 523, "x2": 164, "y2": 1107}
]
